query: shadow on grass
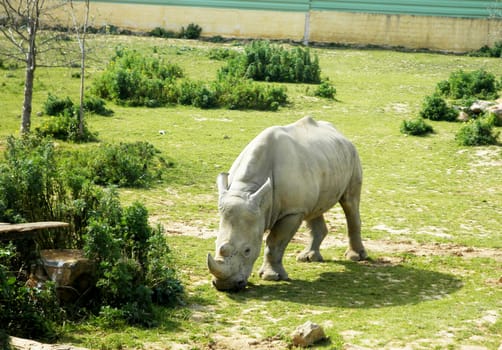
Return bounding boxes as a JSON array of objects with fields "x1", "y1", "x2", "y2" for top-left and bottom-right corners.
[{"x1": 230, "y1": 260, "x2": 463, "y2": 308}]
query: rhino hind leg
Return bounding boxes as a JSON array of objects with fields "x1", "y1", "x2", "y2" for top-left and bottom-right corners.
[
  {"x1": 340, "y1": 180, "x2": 367, "y2": 261},
  {"x1": 297, "y1": 215, "x2": 327, "y2": 262},
  {"x1": 259, "y1": 214, "x2": 303, "y2": 281}
]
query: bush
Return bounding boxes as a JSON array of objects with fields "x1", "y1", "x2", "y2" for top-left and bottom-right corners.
[
  {"x1": 400, "y1": 118, "x2": 434, "y2": 136},
  {"x1": 0, "y1": 137, "x2": 184, "y2": 331},
  {"x1": 92, "y1": 47, "x2": 184, "y2": 106},
  {"x1": 1, "y1": 244, "x2": 63, "y2": 341},
  {"x1": 215, "y1": 77, "x2": 288, "y2": 111},
  {"x1": 83, "y1": 96, "x2": 114, "y2": 116},
  {"x1": 455, "y1": 115, "x2": 500, "y2": 146},
  {"x1": 36, "y1": 107, "x2": 98, "y2": 142},
  {"x1": 43, "y1": 93, "x2": 74, "y2": 116},
  {"x1": 149, "y1": 23, "x2": 202, "y2": 39},
  {"x1": 149, "y1": 27, "x2": 178, "y2": 38},
  {"x1": 314, "y1": 79, "x2": 337, "y2": 99},
  {"x1": 219, "y1": 40, "x2": 321, "y2": 83},
  {"x1": 419, "y1": 93, "x2": 458, "y2": 121},
  {"x1": 89, "y1": 142, "x2": 171, "y2": 187},
  {"x1": 208, "y1": 47, "x2": 239, "y2": 61},
  {"x1": 180, "y1": 23, "x2": 202, "y2": 39},
  {"x1": 84, "y1": 195, "x2": 184, "y2": 326},
  {"x1": 468, "y1": 42, "x2": 502, "y2": 57},
  {"x1": 436, "y1": 69, "x2": 500, "y2": 100}
]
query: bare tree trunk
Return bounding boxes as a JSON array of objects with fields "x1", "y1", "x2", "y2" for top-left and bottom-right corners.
[
  {"x1": 20, "y1": 1, "x2": 40, "y2": 135},
  {"x1": 70, "y1": 0, "x2": 90, "y2": 139}
]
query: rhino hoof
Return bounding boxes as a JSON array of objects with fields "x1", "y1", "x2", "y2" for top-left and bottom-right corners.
[
  {"x1": 297, "y1": 250, "x2": 324, "y2": 263},
  {"x1": 259, "y1": 267, "x2": 289, "y2": 281},
  {"x1": 345, "y1": 248, "x2": 368, "y2": 261}
]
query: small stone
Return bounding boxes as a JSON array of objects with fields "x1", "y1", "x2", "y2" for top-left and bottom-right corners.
[
  {"x1": 291, "y1": 321, "x2": 326, "y2": 347},
  {"x1": 457, "y1": 111, "x2": 470, "y2": 122}
]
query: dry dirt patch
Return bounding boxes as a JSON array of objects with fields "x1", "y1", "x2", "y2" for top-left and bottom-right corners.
[{"x1": 161, "y1": 220, "x2": 502, "y2": 262}]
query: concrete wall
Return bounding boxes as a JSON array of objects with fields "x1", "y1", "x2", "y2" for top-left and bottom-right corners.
[
  {"x1": 55, "y1": 2, "x2": 502, "y2": 52},
  {"x1": 308, "y1": 11, "x2": 502, "y2": 52}
]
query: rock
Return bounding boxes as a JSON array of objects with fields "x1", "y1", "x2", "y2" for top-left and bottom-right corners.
[
  {"x1": 487, "y1": 104, "x2": 502, "y2": 115},
  {"x1": 470, "y1": 100, "x2": 494, "y2": 114},
  {"x1": 291, "y1": 321, "x2": 326, "y2": 347},
  {"x1": 457, "y1": 111, "x2": 470, "y2": 122},
  {"x1": 11, "y1": 336, "x2": 89, "y2": 350},
  {"x1": 40, "y1": 249, "x2": 96, "y2": 303}
]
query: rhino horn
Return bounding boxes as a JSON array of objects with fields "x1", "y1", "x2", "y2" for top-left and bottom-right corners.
[
  {"x1": 217, "y1": 172, "x2": 229, "y2": 197},
  {"x1": 207, "y1": 253, "x2": 231, "y2": 279}
]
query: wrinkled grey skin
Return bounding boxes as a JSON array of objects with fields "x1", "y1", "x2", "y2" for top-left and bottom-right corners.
[{"x1": 208, "y1": 116, "x2": 367, "y2": 291}]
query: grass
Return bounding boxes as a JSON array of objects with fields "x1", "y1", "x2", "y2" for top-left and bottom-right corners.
[{"x1": 1, "y1": 34, "x2": 501, "y2": 349}]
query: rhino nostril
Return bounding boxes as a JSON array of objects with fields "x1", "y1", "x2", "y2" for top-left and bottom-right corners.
[{"x1": 236, "y1": 280, "x2": 247, "y2": 289}]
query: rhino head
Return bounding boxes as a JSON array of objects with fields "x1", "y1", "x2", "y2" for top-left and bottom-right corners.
[{"x1": 208, "y1": 173, "x2": 272, "y2": 292}]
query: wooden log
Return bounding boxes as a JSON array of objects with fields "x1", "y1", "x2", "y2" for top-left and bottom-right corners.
[
  {"x1": 10, "y1": 336, "x2": 88, "y2": 350},
  {"x1": 0, "y1": 222, "x2": 69, "y2": 241}
]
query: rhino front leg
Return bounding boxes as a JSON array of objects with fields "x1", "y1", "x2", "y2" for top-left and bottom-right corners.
[
  {"x1": 340, "y1": 181, "x2": 367, "y2": 261},
  {"x1": 297, "y1": 215, "x2": 327, "y2": 262},
  {"x1": 259, "y1": 214, "x2": 303, "y2": 281}
]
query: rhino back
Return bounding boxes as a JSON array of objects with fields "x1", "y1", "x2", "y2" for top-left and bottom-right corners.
[{"x1": 228, "y1": 117, "x2": 361, "y2": 224}]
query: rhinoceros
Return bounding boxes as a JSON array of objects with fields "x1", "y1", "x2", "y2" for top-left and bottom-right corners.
[{"x1": 207, "y1": 116, "x2": 367, "y2": 291}]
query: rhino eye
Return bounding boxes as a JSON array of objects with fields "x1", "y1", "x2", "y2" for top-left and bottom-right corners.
[{"x1": 243, "y1": 247, "x2": 251, "y2": 257}]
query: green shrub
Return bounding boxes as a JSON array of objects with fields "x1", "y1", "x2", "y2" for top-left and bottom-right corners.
[
  {"x1": 314, "y1": 79, "x2": 337, "y2": 99},
  {"x1": 208, "y1": 47, "x2": 238, "y2": 61},
  {"x1": 468, "y1": 42, "x2": 502, "y2": 57},
  {"x1": 92, "y1": 47, "x2": 184, "y2": 106},
  {"x1": 219, "y1": 40, "x2": 321, "y2": 83},
  {"x1": 215, "y1": 77, "x2": 288, "y2": 111},
  {"x1": 180, "y1": 23, "x2": 202, "y2": 39},
  {"x1": 88, "y1": 141, "x2": 171, "y2": 187},
  {"x1": 1, "y1": 244, "x2": 63, "y2": 341},
  {"x1": 36, "y1": 107, "x2": 98, "y2": 142},
  {"x1": 419, "y1": 93, "x2": 458, "y2": 121},
  {"x1": 84, "y1": 194, "x2": 184, "y2": 326},
  {"x1": 83, "y1": 96, "x2": 114, "y2": 116},
  {"x1": 43, "y1": 93, "x2": 74, "y2": 116},
  {"x1": 400, "y1": 118, "x2": 434, "y2": 136},
  {"x1": 436, "y1": 69, "x2": 500, "y2": 100},
  {"x1": 149, "y1": 27, "x2": 178, "y2": 38},
  {"x1": 455, "y1": 115, "x2": 500, "y2": 146}
]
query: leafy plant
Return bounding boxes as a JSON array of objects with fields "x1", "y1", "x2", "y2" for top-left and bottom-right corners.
[
  {"x1": 314, "y1": 79, "x2": 337, "y2": 99},
  {"x1": 89, "y1": 141, "x2": 171, "y2": 187},
  {"x1": 400, "y1": 118, "x2": 434, "y2": 136},
  {"x1": 0, "y1": 244, "x2": 63, "y2": 341},
  {"x1": 180, "y1": 23, "x2": 202, "y2": 39},
  {"x1": 208, "y1": 47, "x2": 238, "y2": 61},
  {"x1": 436, "y1": 69, "x2": 500, "y2": 100},
  {"x1": 36, "y1": 107, "x2": 98, "y2": 142},
  {"x1": 149, "y1": 27, "x2": 178, "y2": 39},
  {"x1": 43, "y1": 93, "x2": 74, "y2": 116},
  {"x1": 84, "y1": 195, "x2": 184, "y2": 326},
  {"x1": 92, "y1": 47, "x2": 184, "y2": 106},
  {"x1": 468, "y1": 42, "x2": 502, "y2": 57},
  {"x1": 219, "y1": 40, "x2": 321, "y2": 83},
  {"x1": 455, "y1": 115, "x2": 500, "y2": 146},
  {"x1": 419, "y1": 93, "x2": 458, "y2": 121}
]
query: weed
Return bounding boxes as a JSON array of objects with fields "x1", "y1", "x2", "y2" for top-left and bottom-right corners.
[
  {"x1": 419, "y1": 93, "x2": 458, "y2": 121},
  {"x1": 400, "y1": 118, "x2": 434, "y2": 136},
  {"x1": 455, "y1": 115, "x2": 500, "y2": 146},
  {"x1": 314, "y1": 78, "x2": 337, "y2": 99},
  {"x1": 219, "y1": 40, "x2": 321, "y2": 83},
  {"x1": 436, "y1": 69, "x2": 500, "y2": 100}
]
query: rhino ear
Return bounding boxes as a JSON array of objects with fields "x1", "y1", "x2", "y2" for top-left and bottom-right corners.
[
  {"x1": 250, "y1": 177, "x2": 272, "y2": 209},
  {"x1": 217, "y1": 172, "x2": 229, "y2": 197}
]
